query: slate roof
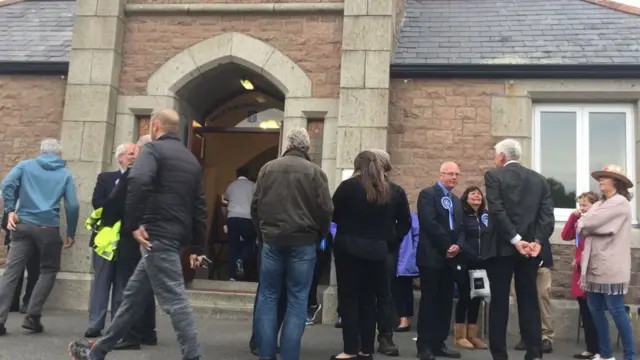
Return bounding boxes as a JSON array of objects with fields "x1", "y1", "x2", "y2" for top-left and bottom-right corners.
[
  {"x1": 394, "y1": 0, "x2": 640, "y2": 65},
  {"x1": 0, "y1": 0, "x2": 74, "y2": 62}
]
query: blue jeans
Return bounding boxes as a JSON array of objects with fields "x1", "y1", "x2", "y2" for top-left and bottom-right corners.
[
  {"x1": 587, "y1": 292, "x2": 637, "y2": 360},
  {"x1": 255, "y1": 243, "x2": 316, "y2": 360}
]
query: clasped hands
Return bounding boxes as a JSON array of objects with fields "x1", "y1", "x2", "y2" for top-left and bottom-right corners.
[
  {"x1": 514, "y1": 240, "x2": 542, "y2": 258},
  {"x1": 445, "y1": 244, "x2": 460, "y2": 259}
]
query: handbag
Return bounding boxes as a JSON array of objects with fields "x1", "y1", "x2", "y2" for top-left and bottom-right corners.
[
  {"x1": 335, "y1": 233, "x2": 388, "y2": 261},
  {"x1": 469, "y1": 269, "x2": 491, "y2": 300}
]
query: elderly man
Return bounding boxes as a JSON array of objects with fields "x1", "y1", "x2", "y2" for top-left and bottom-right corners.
[
  {"x1": 85, "y1": 143, "x2": 136, "y2": 338},
  {"x1": 416, "y1": 162, "x2": 465, "y2": 360},
  {"x1": 482, "y1": 139, "x2": 554, "y2": 360},
  {"x1": 69, "y1": 109, "x2": 208, "y2": 360},
  {"x1": 0, "y1": 139, "x2": 79, "y2": 336},
  {"x1": 252, "y1": 128, "x2": 333, "y2": 360}
]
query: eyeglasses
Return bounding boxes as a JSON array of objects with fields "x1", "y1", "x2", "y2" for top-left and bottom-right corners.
[{"x1": 441, "y1": 172, "x2": 461, "y2": 177}]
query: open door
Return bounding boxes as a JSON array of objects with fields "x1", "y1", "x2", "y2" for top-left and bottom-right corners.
[{"x1": 187, "y1": 121, "x2": 204, "y2": 165}]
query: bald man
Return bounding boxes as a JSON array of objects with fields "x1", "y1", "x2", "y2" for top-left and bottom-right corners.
[
  {"x1": 69, "y1": 109, "x2": 208, "y2": 360},
  {"x1": 416, "y1": 162, "x2": 465, "y2": 360}
]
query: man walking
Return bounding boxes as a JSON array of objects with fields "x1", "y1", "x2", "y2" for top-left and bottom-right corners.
[
  {"x1": 482, "y1": 139, "x2": 555, "y2": 360},
  {"x1": 0, "y1": 139, "x2": 79, "y2": 336},
  {"x1": 416, "y1": 162, "x2": 465, "y2": 360},
  {"x1": 85, "y1": 143, "x2": 136, "y2": 338},
  {"x1": 68, "y1": 109, "x2": 208, "y2": 360},
  {"x1": 251, "y1": 128, "x2": 333, "y2": 360},
  {"x1": 224, "y1": 166, "x2": 256, "y2": 281}
]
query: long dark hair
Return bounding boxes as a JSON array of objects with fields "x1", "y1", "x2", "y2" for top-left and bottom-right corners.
[
  {"x1": 461, "y1": 186, "x2": 486, "y2": 215},
  {"x1": 353, "y1": 150, "x2": 389, "y2": 205}
]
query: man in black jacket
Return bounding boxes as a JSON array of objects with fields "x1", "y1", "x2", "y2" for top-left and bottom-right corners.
[
  {"x1": 416, "y1": 162, "x2": 465, "y2": 360},
  {"x1": 69, "y1": 109, "x2": 208, "y2": 360},
  {"x1": 482, "y1": 139, "x2": 554, "y2": 360}
]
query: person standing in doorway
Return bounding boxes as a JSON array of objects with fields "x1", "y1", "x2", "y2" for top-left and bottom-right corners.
[
  {"x1": 85, "y1": 143, "x2": 136, "y2": 338},
  {"x1": 68, "y1": 109, "x2": 208, "y2": 360},
  {"x1": 224, "y1": 167, "x2": 257, "y2": 281},
  {"x1": 0, "y1": 139, "x2": 79, "y2": 336}
]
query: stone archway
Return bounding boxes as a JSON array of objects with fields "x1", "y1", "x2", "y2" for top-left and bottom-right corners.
[{"x1": 146, "y1": 32, "x2": 312, "y2": 99}]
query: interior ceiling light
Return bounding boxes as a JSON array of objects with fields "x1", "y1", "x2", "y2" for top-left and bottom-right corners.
[
  {"x1": 240, "y1": 78, "x2": 254, "y2": 91},
  {"x1": 259, "y1": 120, "x2": 280, "y2": 129}
]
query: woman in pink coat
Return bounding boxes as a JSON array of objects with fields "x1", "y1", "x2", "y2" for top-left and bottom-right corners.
[{"x1": 560, "y1": 191, "x2": 600, "y2": 359}]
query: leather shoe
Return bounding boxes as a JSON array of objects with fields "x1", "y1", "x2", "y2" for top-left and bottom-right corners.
[
  {"x1": 432, "y1": 345, "x2": 461, "y2": 358},
  {"x1": 113, "y1": 340, "x2": 141, "y2": 350},
  {"x1": 418, "y1": 349, "x2": 436, "y2": 360},
  {"x1": 84, "y1": 328, "x2": 102, "y2": 338}
]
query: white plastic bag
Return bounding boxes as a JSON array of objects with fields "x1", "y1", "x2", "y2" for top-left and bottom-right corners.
[{"x1": 469, "y1": 269, "x2": 491, "y2": 301}]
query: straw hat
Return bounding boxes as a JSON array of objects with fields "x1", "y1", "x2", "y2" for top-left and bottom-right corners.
[{"x1": 591, "y1": 164, "x2": 633, "y2": 188}]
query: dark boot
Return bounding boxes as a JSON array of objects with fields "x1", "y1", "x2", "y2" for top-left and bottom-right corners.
[
  {"x1": 377, "y1": 333, "x2": 399, "y2": 356},
  {"x1": 113, "y1": 339, "x2": 141, "y2": 350},
  {"x1": 0, "y1": 324, "x2": 6, "y2": 336},
  {"x1": 21, "y1": 315, "x2": 44, "y2": 333},
  {"x1": 432, "y1": 344, "x2": 461, "y2": 358}
]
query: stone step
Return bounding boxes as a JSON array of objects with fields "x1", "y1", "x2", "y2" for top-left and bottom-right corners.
[{"x1": 185, "y1": 288, "x2": 256, "y2": 321}]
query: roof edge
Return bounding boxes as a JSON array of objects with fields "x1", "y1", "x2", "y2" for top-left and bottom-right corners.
[
  {"x1": 582, "y1": 0, "x2": 640, "y2": 16},
  {"x1": 0, "y1": 0, "x2": 24, "y2": 8},
  {"x1": 390, "y1": 63, "x2": 640, "y2": 79},
  {"x1": 0, "y1": 61, "x2": 69, "y2": 76}
]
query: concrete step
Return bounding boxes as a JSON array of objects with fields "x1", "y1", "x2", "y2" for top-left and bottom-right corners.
[{"x1": 181, "y1": 281, "x2": 257, "y2": 321}]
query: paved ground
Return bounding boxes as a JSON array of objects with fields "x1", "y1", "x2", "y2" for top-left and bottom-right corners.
[{"x1": 0, "y1": 310, "x2": 616, "y2": 360}]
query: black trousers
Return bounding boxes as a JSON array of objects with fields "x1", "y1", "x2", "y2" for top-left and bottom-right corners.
[
  {"x1": 417, "y1": 265, "x2": 454, "y2": 352},
  {"x1": 486, "y1": 256, "x2": 541, "y2": 360},
  {"x1": 9, "y1": 244, "x2": 40, "y2": 310},
  {"x1": 308, "y1": 248, "x2": 331, "y2": 307},
  {"x1": 577, "y1": 297, "x2": 600, "y2": 354},
  {"x1": 392, "y1": 276, "x2": 414, "y2": 318},
  {"x1": 227, "y1": 217, "x2": 257, "y2": 281},
  {"x1": 454, "y1": 265, "x2": 481, "y2": 324},
  {"x1": 250, "y1": 242, "x2": 286, "y2": 346},
  {"x1": 335, "y1": 250, "x2": 385, "y2": 355},
  {"x1": 112, "y1": 251, "x2": 157, "y2": 343}
]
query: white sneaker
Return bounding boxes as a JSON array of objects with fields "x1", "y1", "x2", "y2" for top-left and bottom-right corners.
[{"x1": 591, "y1": 355, "x2": 614, "y2": 360}]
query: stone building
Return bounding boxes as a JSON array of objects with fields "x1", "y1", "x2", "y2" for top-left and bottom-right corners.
[{"x1": 1, "y1": 0, "x2": 640, "y2": 339}]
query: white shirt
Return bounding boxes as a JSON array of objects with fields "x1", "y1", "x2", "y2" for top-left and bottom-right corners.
[{"x1": 225, "y1": 177, "x2": 254, "y2": 219}]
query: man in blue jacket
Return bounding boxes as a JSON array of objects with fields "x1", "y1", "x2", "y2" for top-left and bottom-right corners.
[{"x1": 0, "y1": 139, "x2": 79, "y2": 336}]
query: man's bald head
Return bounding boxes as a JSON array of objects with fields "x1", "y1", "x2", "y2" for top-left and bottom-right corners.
[
  {"x1": 439, "y1": 161, "x2": 460, "y2": 190},
  {"x1": 134, "y1": 134, "x2": 152, "y2": 158},
  {"x1": 150, "y1": 109, "x2": 180, "y2": 140}
]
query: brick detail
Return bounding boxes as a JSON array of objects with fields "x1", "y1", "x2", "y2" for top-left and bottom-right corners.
[
  {"x1": 582, "y1": 0, "x2": 640, "y2": 15},
  {"x1": 120, "y1": 15, "x2": 342, "y2": 98},
  {"x1": 0, "y1": 75, "x2": 65, "y2": 180},
  {"x1": 129, "y1": 0, "x2": 342, "y2": 3},
  {"x1": 307, "y1": 119, "x2": 323, "y2": 167}
]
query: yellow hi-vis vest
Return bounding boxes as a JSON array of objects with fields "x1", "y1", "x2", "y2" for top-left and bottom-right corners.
[{"x1": 85, "y1": 208, "x2": 121, "y2": 261}]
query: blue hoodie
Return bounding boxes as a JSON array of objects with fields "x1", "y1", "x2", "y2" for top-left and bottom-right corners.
[{"x1": 2, "y1": 154, "x2": 79, "y2": 237}]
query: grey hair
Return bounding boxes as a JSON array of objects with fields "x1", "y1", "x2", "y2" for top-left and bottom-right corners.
[
  {"x1": 40, "y1": 139, "x2": 62, "y2": 155},
  {"x1": 115, "y1": 144, "x2": 127, "y2": 159},
  {"x1": 494, "y1": 138, "x2": 522, "y2": 161},
  {"x1": 370, "y1": 149, "x2": 392, "y2": 173},
  {"x1": 137, "y1": 135, "x2": 151, "y2": 147},
  {"x1": 285, "y1": 128, "x2": 310, "y2": 153}
]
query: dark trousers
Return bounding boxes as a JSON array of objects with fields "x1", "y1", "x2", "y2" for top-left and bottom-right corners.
[
  {"x1": 227, "y1": 217, "x2": 257, "y2": 280},
  {"x1": 308, "y1": 249, "x2": 331, "y2": 307},
  {"x1": 112, "y1": 249, "x2": 157, "y2": 344},
  {"x1": 10, "y1": 244, "x2": 40, "y2": 310},
  {"x1": 392, "y1": 276, "x2": 415, "y2": 318},
  {"x1": 486, "y1": 256, "x2": 541, "y2": 360},
  {"x1": 376, "y1": 253, "x2": 397, "y2": 335},
  {"x1": 417, "y1": 265, "x2": 454, "y2": 352},
  {"x1": 577, "y1": 297, "x2": 600, "y2": 354},
  {"x1": 454, "y1": 265, "x2": 481, "y2": 324},
  {"x1": 335, "y1": 250, "x2": 385, "y2": 355}
]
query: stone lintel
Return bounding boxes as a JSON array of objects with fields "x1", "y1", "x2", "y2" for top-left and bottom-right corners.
[{"x1": 284, "y1": 98, "x2": 339, "y2": 119}]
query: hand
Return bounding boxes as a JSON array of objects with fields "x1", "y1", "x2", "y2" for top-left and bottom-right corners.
[
  {"x1": 132, "y1": 225, "x2": 152, "y2": 251},
  {"x1": 529, "y1": 241, "x2": 541, "y2": 258},
  {"x1": 64, "y1": 236, "x2": 75, "y2": 249},
  {"x1": 514, "y1": 240, "x2": 530, "y2": 257},
  {"x1": 6, "y1": 212, "x2": 19, "y2": 231},
  {"x1": 446, "y1": 244, "x2": 460, "y2": 259},
  {"x1": 189, "y1": 254, "x2": 207, "y2": 269},
  {"x1": 572, "y1": 209, "x2": 582, "y2": 217}
]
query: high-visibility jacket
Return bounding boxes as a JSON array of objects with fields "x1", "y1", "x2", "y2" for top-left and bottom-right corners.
[{"x1": 85, "y1": 208, "x2": 120, "y2": 261}]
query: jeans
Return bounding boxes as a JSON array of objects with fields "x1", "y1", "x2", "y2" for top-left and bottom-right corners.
[
  {"x1": 255, "y1": 243, "x2": 316, "y2": 360},
  {"x1": 587, "y1": 292, "x2": 636, "y2": 360}
]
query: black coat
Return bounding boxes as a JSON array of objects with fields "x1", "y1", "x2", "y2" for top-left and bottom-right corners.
[
  {"x1": 416, "y1": 183, "x2": 465, "y2": 269},
  {"x1": 124, "y1": 133, "x2": 206, "y2": 255},
  {"x1": 101, "y1": 169, "x2": 141, "y2": 261},
  {"x1": 90, "y1": 170, "x2": 121, "y2": 247}
]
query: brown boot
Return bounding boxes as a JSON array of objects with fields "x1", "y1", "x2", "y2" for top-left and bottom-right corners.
[
  {"x1": 454, "y1": 323, "x2": 474, "y2": 349},
  {"x1": 467, "y1": 324, "x2": 487, "y2": 349}
]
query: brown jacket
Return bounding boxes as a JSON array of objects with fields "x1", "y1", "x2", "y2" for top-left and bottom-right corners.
[{"x1": 251, "y1": 149, "x2": 333, "y2": 248}]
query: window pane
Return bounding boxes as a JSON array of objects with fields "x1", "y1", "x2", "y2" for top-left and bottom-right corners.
[
  {"x1": 539, "y1": 112, "x2": 577, "y2": 209},
  {"x1": 589, "y1": 112, "x2": 627, "y2": 192}
]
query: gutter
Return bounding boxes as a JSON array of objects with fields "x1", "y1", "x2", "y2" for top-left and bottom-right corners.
[
  {"x1": 390, "y1": 64, "x2": 640, "y2": 79},
  {"x1": 0, "y1": 61, "x2": 69, "y2": 76}
]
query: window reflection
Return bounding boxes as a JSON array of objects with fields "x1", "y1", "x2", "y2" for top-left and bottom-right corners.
[
  {"x1": 589, "y1": 112, "x2": 626, "y2": 193},
  {"x1": 539, "y1": 112, "x2": 577, "y2": 208}
]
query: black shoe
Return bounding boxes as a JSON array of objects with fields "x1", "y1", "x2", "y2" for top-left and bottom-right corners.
[
  {"x1": 19, "y1": 305, "x2": 27, "y2": 314},
  {"x1": 542, "y1": 339, "x2": 553, "y2": 353},
  {"x1": 514, "y1": 339, "x2": 526, "y2": 350},
  {"x1": 335, "y1": 317, "x2": 343, "y2": 328},
  {"x1": 21, "y1": 315, "x2": 43, "y2": 333},
  {"x1": 358, "y1": 355, "x2": 373, "y2": 360},
  {"x1": 142, "y1": 337, "x2": 158, "y2": 346},
  {"x1": 249, "y1": 338, "x2": 258, "y2": 356},
  {"x1": 395, "y1": 325, "x2": 411, "y2": 332},
  {"x1": 306, "y1": 303, "x2": 322, "y2": 325},
  {"x1": 432, "y1": 345, "x2": 460, "y2": 358},
  {"x1": 0, "y1": 324, "x2": 6, "y2": 336},
  {"x1": 84, "y1": 328, "x2": 102, "y2": 338},
  {"x1": 113, "y1": 340, "x2": 141, "y2": 350},
  {"x1": 236, "y1": 259, "x2": 245, "y2": 279},
  {"x1": 418, "y1": 349, "x2": 435, "y2": 360},
  {"x1": 377, "y1": 334, "x2": 399, "y2": 356}
]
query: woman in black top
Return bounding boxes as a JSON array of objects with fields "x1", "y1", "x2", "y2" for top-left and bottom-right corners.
[
  {"x1": 453, "y1": 186, "x2": 488, "y2": 350},
  {"x1": 331, "y1": 150, "x2": 411, "y2": 360}
]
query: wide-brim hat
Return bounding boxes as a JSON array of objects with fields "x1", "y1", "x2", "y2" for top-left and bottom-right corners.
[{"x1": 591, "y1": 164, "x2": 633, "y2": 189}]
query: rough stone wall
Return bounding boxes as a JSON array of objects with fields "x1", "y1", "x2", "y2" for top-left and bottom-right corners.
[
  {"x1": 0, "y1": 75, "x2": 66, "y2": 179},
  {"x1": 119, "y1": 14, "x2": 343, "y2": 98}
]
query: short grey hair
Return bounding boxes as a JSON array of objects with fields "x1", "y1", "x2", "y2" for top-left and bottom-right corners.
[
  {"x1": 137, "y1": 135, "x2": 151, "y2": 147},
  {"x1": 285, "y1": 128, "x2": 310, "y2": 153},
  {"x1": 495, "y1": 138, "x2": 522, "y2": 161},
  {"x1": 370, "y1": 149, "x2": 392, "y2": 173},
  {"x1": 40, "y1": 139, "x2": 62, "y2": 155},
  {"x1": 115, "y1": 144, "x2": 127, "y2": 159}
]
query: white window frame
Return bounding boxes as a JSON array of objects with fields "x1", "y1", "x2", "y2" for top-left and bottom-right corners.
[{"x1": 532, "y1": 104, "x2": 636, "y2": 223}]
